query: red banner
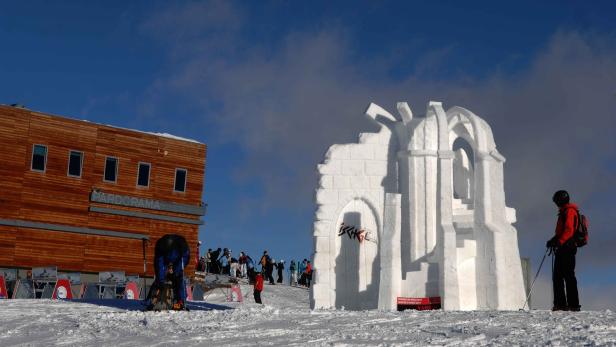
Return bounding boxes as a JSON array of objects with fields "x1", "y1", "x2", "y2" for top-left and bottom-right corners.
[
  {"x1": 124, "y1": 282, "x2": 139, "y2": 300},
  {"x1": 0, "y1": 276, "x2": 7, "y2": 299},
  {"x1": 52, "y1": 279, "x2": 73, "y2": 299}
]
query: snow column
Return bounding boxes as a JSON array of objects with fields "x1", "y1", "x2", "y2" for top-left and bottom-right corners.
[
  {"x1": 432, "y1": 102, "x2": 460, "y2": 310},
  {"x1": 378, "y1": 192, "x2": 401, "y2": 311}
]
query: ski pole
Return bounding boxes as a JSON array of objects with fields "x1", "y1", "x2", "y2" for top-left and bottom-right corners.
[{"x1": 521, "y1": 247, "x2": 550, "y2": 311}]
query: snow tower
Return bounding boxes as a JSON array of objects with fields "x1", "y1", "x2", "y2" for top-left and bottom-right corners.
[{"x1": 310, "y1": 101, "x2": 525, "y2": 310}]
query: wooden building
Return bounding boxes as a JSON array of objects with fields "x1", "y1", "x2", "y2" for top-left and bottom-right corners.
[{"x1": 0, "y1": 105, "x2": 206, "y2": 278}]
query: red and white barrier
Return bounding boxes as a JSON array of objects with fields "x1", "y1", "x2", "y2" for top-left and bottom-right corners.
[
  {"x1": 185, "y1": 283, "x2": 193, "y2": 301},
  {"x1": 124, "y1": 282, "x2": 139, "y2": 300},
  {"x1": 227, "y1": 284, "x2": 243, "y2": 303},
  {"x1": 52, "y1": 279, "x2": 73, "y2": 299}
]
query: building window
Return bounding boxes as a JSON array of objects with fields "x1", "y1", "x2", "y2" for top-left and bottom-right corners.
[
  {"x1": 31, "y1": 144, "x2": 47, "y2": 172},
  {"x1": 104, "y1": 156, "x2": 118, "y2": 183},
  {"x1": 174, "y1": 168, "x2": 187, "y2": 192},
  {"x1": 137, "y1": 162, "x2": 151, "y2": 187},
  {"x1": 67, "y1": 150, "x2": 83, "y2": 178}
]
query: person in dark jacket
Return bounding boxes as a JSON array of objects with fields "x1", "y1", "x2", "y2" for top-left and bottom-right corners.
[
  {"x1": 246, "y1": 255, "x2": 256, "y2": 284},
  {"x1": 266, "y1": 258, "x2": 276, "y2": 284},
  {"x1": 546, "y1": 190, "x2": 581, "y2": 311},
  {"x1": 209, "y1": 248, "x2": 221, "y2": 274},
  {"x1": 276, "y1": 260, "x2": 284, "y2": 283}
]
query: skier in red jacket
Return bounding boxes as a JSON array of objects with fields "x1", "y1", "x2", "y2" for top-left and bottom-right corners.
[
  {"x1": 546, "y1": 190, "x2": 580, "y2": 311},
  {"x1": 254, "y1": 273, "x2": 264, "y2": 304}
]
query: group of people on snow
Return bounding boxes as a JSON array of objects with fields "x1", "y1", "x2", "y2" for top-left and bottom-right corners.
[
  {"x1": 258, "y1": 251, "x2": 312, "y2": 288},
  {"x1": 196, "y1": 247, "x2": 313, "y2": 304},
  {"x1": 197, "y1": 248, "x2": 257, "y2": 281}
]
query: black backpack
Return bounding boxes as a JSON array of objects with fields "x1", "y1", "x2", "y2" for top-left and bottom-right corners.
[{"x1": 572, "y1": 210, "x2": 589, "y2": 247}]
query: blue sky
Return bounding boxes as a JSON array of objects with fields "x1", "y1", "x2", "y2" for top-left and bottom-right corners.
[{"x1": 1, "y1": 1, "x2": 616, "y2": 309}]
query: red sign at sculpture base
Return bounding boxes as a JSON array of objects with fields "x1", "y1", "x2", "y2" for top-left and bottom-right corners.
[{"x1": 397, "y1": 296, "x2": 441, "y2": 311}]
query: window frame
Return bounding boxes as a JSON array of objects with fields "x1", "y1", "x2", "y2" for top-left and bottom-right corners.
[
  {"x1": 30, "y1": 144, "x2": 48, "y2": 173},
  {"x1": 103, "y1": 156, "x2": 119, "y2": 183},
  {"x1": 173, "y1": 168, "x2": 188, "y2": 193},
  {"x1": 136, "y1": 162, "x2": 151, "y2": 188},
  {"x1": 67, "y1": 150, "x2": 84, "y2": 178}
]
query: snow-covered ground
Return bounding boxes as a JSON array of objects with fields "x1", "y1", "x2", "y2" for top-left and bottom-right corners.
[{"x1": 1, "y1": 283, "x2": 615, "y2": 346}]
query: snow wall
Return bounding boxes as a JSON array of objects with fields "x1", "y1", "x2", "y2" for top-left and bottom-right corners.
[{"x1": 310, "y1": 101, "x2": 526, "y2": 311}]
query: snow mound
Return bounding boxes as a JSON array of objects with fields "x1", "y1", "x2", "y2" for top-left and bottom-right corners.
[{"x1": 1, "y1": 283, "x2": 615, "y2": 346}]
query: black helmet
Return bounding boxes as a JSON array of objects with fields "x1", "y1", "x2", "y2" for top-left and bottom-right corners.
[{"x1": 552, "y1": 190, "x2": 570, "y2": 207}]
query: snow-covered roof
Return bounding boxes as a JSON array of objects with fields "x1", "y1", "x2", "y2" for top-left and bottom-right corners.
[
  {"x1": 145, "y1": 132, "x2": 201, "y2": 144},
  {"x1": 2, "y1": 104, "x2": 203, "y2": 145}
]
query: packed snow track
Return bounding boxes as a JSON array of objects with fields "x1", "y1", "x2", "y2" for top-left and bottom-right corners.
[{"x1": 1, "y1": 284, "x2": 615, "y2": 346}]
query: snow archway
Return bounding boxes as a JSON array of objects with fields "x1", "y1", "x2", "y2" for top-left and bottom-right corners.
[{"x1": 334, "y1": 199, "x2": 380, "y2": 310}]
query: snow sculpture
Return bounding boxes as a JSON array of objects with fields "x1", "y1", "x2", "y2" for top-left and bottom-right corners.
[{"x1": 310, "y1": 101, "x2": 525, "y2": 310}]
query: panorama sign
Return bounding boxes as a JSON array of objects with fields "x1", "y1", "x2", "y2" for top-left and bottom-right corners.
[{"x1": 91, "y1": 191, "x2": 162, "y2": 210}]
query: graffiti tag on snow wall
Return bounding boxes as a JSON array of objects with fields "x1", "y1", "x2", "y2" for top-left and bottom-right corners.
[{"x1": 338, "y1": 223, "x2": 377, "y2": 244}]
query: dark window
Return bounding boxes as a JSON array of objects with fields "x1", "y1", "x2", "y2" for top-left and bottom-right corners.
[
  {"x1": 68, "y1": 151, "x2": 83, "y2": 177},
  {"x1": 31, "y1": 144, "x2": 47, "y2": 172},
  {"x1": 137, "y1": 162, "x2": 150, "y2": 187},
  {"x1": 104, "y1": 157, "x2": 118, "y2": 182},
  {"x1": 174, "y1": 168, "x2": 187, "y2": 192}
]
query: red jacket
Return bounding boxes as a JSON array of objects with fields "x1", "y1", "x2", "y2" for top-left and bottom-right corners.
[
  {"x1": 305, "y1": 263, "x2": 312, "y2": 274},
  {"x1": 255, "y1": 274, "x2": 264, "y2": 291},
  {"x1": 554, "y1": 203, "x2": 578, "y2": 246}
]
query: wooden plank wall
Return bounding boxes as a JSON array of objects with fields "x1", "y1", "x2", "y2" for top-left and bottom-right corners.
[{"x1": 0, "y1": 105, "x2": 206, "y2": 277}]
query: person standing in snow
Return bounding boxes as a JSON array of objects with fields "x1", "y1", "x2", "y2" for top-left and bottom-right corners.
[
  {"x1": 289, "y1": 260, "x2": 297, "y2": 286},
  {"x1": 305, "y1": 260, "x2": 313, "y2": 288},
  {"x1": 298, "y1": 259, "x2": 307, "y2": 286},
  {"x1": 546, "y1": 190, "x2": 581, "y2": 311},
  {"x1": 205, "y1": 249, "x2": 212, "y2": 273},
  {"x1": 246, "y1": 254, "x2": 256, "y2": 284},
  {"x1": 219, "y1": 250, "x2": 229, "y2": 275},
  {"x1": 230, "y1": 256, "x2": 239, "y2": 279},
  {"x1": 209, "y1": 248, "x2": 221, "y2": 274},
  {"x1": 254, "y1": 273, "x2": 264, "y2": 304},
  {"x1": 239, "y1": 251, "x2": 247, "y2": 278},
  {"x1": 195, "y1": 241, "x2": 201, "y2": 269},
  {"x1": 198, "y1": 256, "x2": 206, "y2": 272},
  {"x1": 266, "y1": 258, "x2": 276, "y2": 284},
  {"x1": 276, "y1": 260, "x2": 284, "y2": 283},
  {"x1": 260, "y1": 251, "x2": 269, "y2": 274}
]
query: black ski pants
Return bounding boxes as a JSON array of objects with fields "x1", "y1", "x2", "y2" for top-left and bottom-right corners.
[
  {"x1": 253, "y1": 290, "x2": 262, "y2": 304},
  {"x1": 277, "y1": 269, "x2": 283, "y2": 283},
  {"x1": 553, "y1": 246, "x2": 580, "y2": 309}
]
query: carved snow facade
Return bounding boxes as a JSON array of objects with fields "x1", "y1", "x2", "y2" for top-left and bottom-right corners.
[{"x1": 310, "y1": 101, "x2": 525, "y2": 311}]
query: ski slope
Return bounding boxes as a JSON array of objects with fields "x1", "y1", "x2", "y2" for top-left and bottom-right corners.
[{"x1": 1, "y1": 283, "x2": 615, "y2": 346}]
